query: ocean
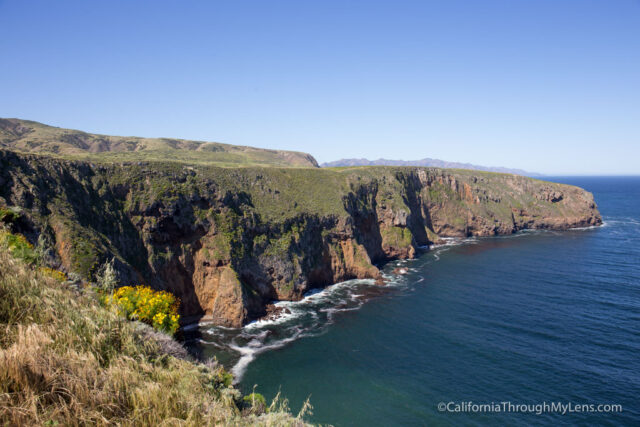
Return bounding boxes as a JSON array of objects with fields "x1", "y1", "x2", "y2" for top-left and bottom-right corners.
[{"x1": 185, "y1": 176, "x2": 640, "y2": 425}]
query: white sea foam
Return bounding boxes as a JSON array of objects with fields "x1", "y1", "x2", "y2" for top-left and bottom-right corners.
[
  {"x1": 181, "y1": 323, "x2": 201, "y2": 332},
  {"x1": 243, "y1": 304, "x2": 305, "y2": 330},
  {"x1": 198, "y1": 218, "x2": 639, "y2": 382},
  {"x1": 570, "y1": 224, "x2": 603, "y2": 231},
  {"x1": 319, "y1": 307, "x2": 358, "y2": 317},
  {"x1": 599, "y1": 218, "x2": 638, "y2": 227},
  {"x1": 196, "y1": 258, "x2": 448, "y2": 379},
  {"x1": 219, "y1": 278, "x2": 388, "y2": 379},
  {"x1": 242, "y1": 282, "x2": 369, "y2": 331},
  {"x1": 432, "y1": 247, "x2": 451, "y2": 261},
  {"x1": 229, "y1": 327, "x2": 308, "y2": 381},
  {"x1": 182, "y1": 319, "x2": 219, "y2": 331}
]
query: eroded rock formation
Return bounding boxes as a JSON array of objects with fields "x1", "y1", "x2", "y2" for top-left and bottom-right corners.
[{"x1": 0, "y1": 150, "x2": 601, "y2": 327}]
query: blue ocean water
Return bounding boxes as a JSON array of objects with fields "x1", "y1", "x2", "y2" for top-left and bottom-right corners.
[{"x1": 188, "y1": 177, "x2": 640, "y2": 426}]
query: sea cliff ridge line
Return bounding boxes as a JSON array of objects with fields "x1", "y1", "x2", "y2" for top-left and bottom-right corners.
[
  {"x1": 0, "y1": 120, "x2": 602, "y2": 328},
  {"x1": 322, "y1": 157, "x2": 541, "y2": 176}
]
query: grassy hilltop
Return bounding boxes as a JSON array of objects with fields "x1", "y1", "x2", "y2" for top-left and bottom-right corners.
[{"x1": 0, "y1": 118, "x2": 318, "y2": 168}]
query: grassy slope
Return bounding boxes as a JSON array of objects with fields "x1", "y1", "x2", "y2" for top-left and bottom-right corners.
[
  {"x1": 0, "y1": 118, "x2": 318, "y2": 168},
  {"x1": 0, "y1": 245, "x2": 308, "y2": 426},
  {"x1": 105, "y1": 161, "x2": 578, "y2": 223}
]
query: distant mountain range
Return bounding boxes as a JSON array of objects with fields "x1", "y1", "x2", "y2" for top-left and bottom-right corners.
[
  {"x1": 0, "y1": 118, "x2": 542, "y2": 176},
  {"x1": 321, "y1": 158, "x2": 541, "y2": 176}
]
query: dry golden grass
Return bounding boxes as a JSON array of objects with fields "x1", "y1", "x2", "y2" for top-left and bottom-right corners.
[{"x1": 0, "y1": 249, "x2": 308, "y2": 426}]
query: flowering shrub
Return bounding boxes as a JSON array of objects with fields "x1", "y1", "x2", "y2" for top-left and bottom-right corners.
[
  {"x1": 40, "y1": 267, "x2": 68, "y2": 282},
  {"x1": 106, "y1": 285, "x2": 180, "y2": 334}
]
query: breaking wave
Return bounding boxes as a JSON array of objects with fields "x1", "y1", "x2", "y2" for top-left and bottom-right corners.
[
  {"x1": 184, "y1": 271, "x2": 416, "y2": 381},
  {"x1": 183, "y1": 224, "x2": 606, "y2": 381}
]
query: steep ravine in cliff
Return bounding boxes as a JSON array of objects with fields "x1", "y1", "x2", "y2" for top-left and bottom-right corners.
[{"x1": 0, "y1": 150, "x2": 602, "y2": 327}]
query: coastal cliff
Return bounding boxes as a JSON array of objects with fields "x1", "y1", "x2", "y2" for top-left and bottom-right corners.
[{"x1": 0, "y1": 150, "x2": 601, "y2": 327}]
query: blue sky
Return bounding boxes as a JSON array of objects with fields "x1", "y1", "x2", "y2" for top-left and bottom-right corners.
[{"x1": 1, "y1": 0, "x2": 638, "y2": 174}]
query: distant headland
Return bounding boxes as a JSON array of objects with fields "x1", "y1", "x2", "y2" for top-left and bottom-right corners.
[{"x1": 321, "y1": 158, "x2": 541, "y2": 177}]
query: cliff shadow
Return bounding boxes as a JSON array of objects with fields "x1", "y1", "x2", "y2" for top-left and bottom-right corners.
[{"x1": 342, "y1": 184, "x2": 386, "y2": 263}]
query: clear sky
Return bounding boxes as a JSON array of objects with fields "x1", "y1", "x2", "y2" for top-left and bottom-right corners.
[{"x1": 1, "y1": 0, "x2": 638, "y2": 174}]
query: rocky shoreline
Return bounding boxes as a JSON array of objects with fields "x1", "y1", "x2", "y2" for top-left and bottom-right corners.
[{"x1": 0, "y1": 149, "x2": 602, "y2": 328}]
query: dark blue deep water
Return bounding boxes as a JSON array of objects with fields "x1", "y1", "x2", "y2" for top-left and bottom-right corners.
[{"x1": 190, "y1": 177, "x2": 640, "y2": 426}]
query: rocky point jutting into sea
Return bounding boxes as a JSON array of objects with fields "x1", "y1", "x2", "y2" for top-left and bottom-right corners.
[{"x1": 0, "y1": 123, "x2": 601, "y2": 328}]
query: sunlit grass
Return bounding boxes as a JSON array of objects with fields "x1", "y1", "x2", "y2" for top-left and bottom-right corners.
[{"x1": 0, "y1": 231, "x2": 309, "y2": 425}]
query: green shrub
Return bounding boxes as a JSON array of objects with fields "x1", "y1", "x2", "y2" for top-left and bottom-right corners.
[
  {"x1": 243, "y1": 392, "x2": 267, "y2": 414},
  {"x1": 0, "y1": 230, "x2": 37, "y2": 264},
  {"x1": 0, "y1": 207, "x2": 20, "y2": 224}
]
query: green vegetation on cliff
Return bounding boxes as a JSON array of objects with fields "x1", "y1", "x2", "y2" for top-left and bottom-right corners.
[
  {"x1": 0, "y1": 148, "x2": 601, "y2": 327},
  {"x1": 0, "y1": 230, "x2": 308, "y2": 426}
]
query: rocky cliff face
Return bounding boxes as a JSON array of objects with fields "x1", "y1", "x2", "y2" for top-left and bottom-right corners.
[{"x1": 0, "y1": 150, "x2": 602, "y2": 327}]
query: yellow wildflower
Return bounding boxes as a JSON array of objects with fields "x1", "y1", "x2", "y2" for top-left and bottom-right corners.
[{"x1": 105, "y1": 284, "x2": 180, "y2": 334}]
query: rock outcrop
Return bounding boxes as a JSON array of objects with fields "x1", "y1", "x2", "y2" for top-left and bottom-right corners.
[{"x1": 0, "y1": 150, "x2": 602, "y2": 327}]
